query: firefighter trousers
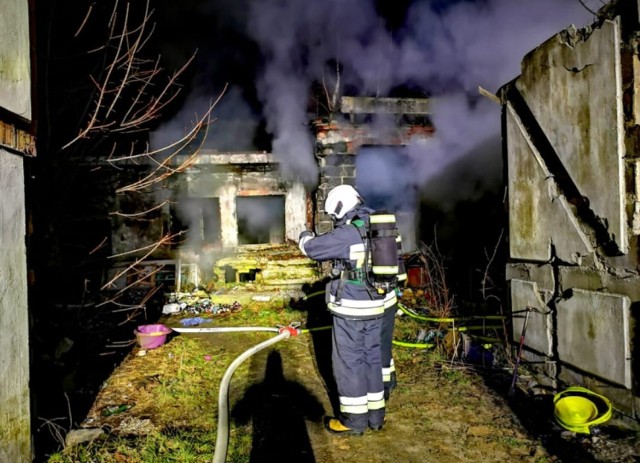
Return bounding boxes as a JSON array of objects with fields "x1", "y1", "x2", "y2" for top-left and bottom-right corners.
[
  {"x1": 331, "y1": 316, "x2": 385, "y2": 431},
  {"x1": 381, "y1": 304, "x2": 398, "y2": 399}
]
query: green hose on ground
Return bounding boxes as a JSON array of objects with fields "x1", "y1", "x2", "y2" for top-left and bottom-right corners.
[
  {"x1": 397, "y1": 303, "x2": 505, "y2": 324},
  {"x1": 392, "y1": 340, "x2": 434, "y2": 349}
]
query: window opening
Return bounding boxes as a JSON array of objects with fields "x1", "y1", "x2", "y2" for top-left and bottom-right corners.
[
  {"x1": 174, "y1": 197, "x2": 221, "y2": 246},
  {"x1": 236, "y1": 196, "x2": 285, "y2": 245}
]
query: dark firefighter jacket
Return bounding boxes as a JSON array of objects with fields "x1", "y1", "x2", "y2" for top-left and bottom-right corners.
[{"x1": 300, "y1": 210, "x2": 390, "y2": 320}]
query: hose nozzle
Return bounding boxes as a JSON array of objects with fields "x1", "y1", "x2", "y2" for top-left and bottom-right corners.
[{"x1": 277, "y1": 322, "x2": 301, "y2": 337}]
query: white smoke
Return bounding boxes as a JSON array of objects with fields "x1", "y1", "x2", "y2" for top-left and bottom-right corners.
[
  {"x1": 245, "y1": 0, "x2": 594, "y2": 202},
  {"x1": 155, "y1": 0, "x2": 595, "y2": 206},
  {"x1": 150, "y1": 85, "x2": 259, "y2": 152}
]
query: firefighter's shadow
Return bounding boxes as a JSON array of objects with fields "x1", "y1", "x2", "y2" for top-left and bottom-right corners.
[{"x1": 232, "y1": 350, "x2": 325, "y2": 463}]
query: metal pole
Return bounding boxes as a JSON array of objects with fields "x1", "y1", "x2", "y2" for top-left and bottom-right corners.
[{"x1": 508, "y1": 307, "x2": 531, "y2": 397}]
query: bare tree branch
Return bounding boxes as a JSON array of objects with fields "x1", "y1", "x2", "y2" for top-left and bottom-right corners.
[
  {"x1": 577, "y1": 0, "x2": 598, "y2": 16},
  {"x1": 114, "y1": 84, "x2": 227, "y2": 193},
  {"x1": 110, "y1": 200, "x2": 172, "y2": 218},
  {"x1": 62, "y1": 0, "x2": 193, "y2": 149}
]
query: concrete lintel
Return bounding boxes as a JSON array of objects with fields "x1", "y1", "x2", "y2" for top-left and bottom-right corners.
[
  {"x1": 340, "y1": 96, "x2": 430, "y2": 115},
  {"x1": 176, "y1": 152, "x2": 277, "y2": 166},
  {"x1": 557, "y1": 266, "x2": 605, "y2": 295},
  {"x1": 560, "y1": 265, "x2": 640, "y2": 301},
  {"x1": 506, "y1": 263, "x2": 556, "y2": 292}
]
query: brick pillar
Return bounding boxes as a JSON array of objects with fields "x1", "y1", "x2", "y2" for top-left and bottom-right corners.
[{"x1": 312, "y1": 118, "x2": 358, "y2": 234}]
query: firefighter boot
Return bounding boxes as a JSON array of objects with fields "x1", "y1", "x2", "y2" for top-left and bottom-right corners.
[
  {"x1": 369, "y1": 416, "x2": 387, "y2": 431},
  {"x1": 323, "y1": 417, "x2": 364, "y2": 436}
]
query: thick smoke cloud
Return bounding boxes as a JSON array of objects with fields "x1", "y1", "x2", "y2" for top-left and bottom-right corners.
[
  {"x1": 155, "y1": 0, "x2": 594, "y2": 202},
  {"x1": 150, "y1": 85, "x2": 260, "y2": 153},
  {"x1": 244, "y1": 0, "x2": 594, "y2": 200}
]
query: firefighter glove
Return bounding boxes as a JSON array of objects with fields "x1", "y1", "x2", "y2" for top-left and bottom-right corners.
[
  {"x1": 299, "y1": 230, "x2": 314, "y2": 240},
  {"x1": 298, "y1": 230, "x2": 314, "y2": 256}
]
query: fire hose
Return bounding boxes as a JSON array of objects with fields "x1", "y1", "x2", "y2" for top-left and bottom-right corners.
[
  {"x1": 173, "y1": 324, "x2": 301, "y2": 463},
  {"x1": 173, "y1": 306, "x2": 505, "y2": 460}
]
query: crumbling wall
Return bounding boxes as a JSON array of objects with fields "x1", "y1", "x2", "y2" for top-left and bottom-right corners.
[
  {"x1": 0, "y1": 152, "x2": 31, "y2": 462},
  {"x1": 172, "y1": 151, "x2": 307, "y2": 249},
  {"x1": 501, "y1": 0, "x2": 640, "y2": 416},
  {"x1": 156, "y1": 151, "x2": 311, "y2": 286},
  {"x1": 312, "y1": 97, "x2": 433, "y2": 235}
]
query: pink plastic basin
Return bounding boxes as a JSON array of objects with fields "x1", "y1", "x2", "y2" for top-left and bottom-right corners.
[{"x1": 134, "y1": 324, "x2": 172, "y2": 349}]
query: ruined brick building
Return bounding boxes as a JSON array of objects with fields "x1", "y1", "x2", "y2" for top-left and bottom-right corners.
[{"x1": 149, "y1": 95, "x2": 433, "y2": 288}]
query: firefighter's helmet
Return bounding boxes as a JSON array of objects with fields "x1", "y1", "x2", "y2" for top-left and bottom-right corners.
[{"x1": 324, "y1": 185, "x2": 362, "y2": 219}]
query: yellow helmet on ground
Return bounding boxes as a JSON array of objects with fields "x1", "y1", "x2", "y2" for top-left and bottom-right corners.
[{"x1": 553, "y1": 386, "x2": 612, "y2": 434}]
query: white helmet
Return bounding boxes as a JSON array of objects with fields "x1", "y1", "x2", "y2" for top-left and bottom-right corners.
[{"x1": 324, "y1": 185, "x2": 362, "y2": 219}]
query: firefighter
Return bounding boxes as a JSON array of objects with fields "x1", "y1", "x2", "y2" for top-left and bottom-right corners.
[{"x1": 298, "y1": 184, "x2": 386, "y2": 435}]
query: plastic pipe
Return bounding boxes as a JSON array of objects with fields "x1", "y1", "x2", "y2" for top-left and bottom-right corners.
[{"x1": 212, "y1": 330, "x2": 291, "y2": 463}]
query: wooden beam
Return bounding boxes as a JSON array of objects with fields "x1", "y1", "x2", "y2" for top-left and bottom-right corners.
[
  {"x1": 478, "y1": 86, "x2": 501, "y2": 105},
  {"x1": 0, "y1": 119, "x2": 35, "y2": 156}
]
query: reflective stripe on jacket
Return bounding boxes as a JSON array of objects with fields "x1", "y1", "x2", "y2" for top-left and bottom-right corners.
[{"x1": 300, "y1": 215, "x2": 385, "y2": 320}]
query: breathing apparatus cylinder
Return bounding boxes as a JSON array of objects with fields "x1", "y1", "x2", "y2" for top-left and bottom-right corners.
[{"x1": 368, "y1": 211, "x2": 400, "y2": 291}]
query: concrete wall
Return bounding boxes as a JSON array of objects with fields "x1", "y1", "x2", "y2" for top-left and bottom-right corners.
[
  {"x1": 0, "y1": 1, "x2": 32, "y2": 460},
  {"x1": 0, "y1": 152, "x2": 31, "y2": 460},
  {"x1": 501, "y1": 1, "x2": 640, "y2": 417},
  {"x1": 0, "y1": 1, "x2": 31, "y2": 120}
]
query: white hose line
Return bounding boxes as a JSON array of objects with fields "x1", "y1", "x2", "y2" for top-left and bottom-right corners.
[
  {"x1": 212, "y1": 330, "x2": 291, "y2": 463},
  {"x1": 172, "y1": 326, "x2": 280, "y2": 334}
]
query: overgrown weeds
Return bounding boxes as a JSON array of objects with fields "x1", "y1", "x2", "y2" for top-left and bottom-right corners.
[
  {"x1": 44, "y1": 300, "x2": 322, "y2": 462},
  {"x1": 45, "y1": 270, "x2": 505, "y2": 463}
]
